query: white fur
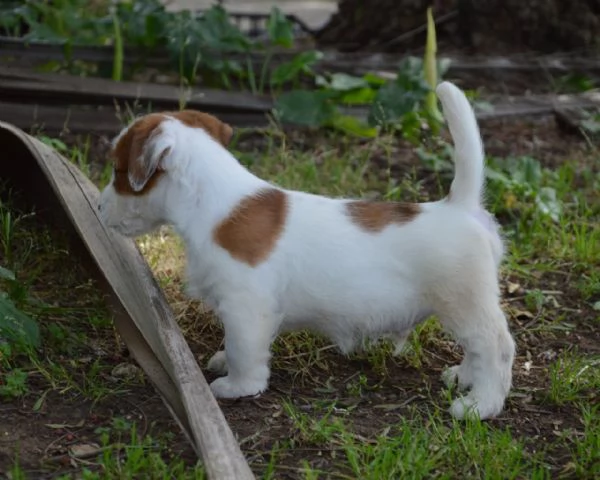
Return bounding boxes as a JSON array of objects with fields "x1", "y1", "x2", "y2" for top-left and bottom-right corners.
[{"x1": 99, "y1": 81, "x2": 515, "y2": 420}]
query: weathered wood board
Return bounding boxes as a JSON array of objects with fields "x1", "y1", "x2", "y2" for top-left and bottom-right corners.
[
  {"x1": 1, "y1": 65, "x2": 599, "y2": 136},
  {"x1": 0, "y1": 121, "x2": 255, "y2": 480},
  {"x1": 3, "y1": 36, "x2": 600, "y2": 74}
]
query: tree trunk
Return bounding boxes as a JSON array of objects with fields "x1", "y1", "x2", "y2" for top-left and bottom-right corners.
[{"x1": 315, "y1": 0, "x2": 600, "y2": 54}]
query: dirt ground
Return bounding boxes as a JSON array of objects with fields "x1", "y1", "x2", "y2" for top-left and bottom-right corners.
[{"x1": 0, "y1": 104, "x2": 598, "y2": 478}]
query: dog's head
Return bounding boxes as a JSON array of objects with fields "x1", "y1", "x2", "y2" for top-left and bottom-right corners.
[{"x1": 98, "y1": 110, "x2": 233, "y2": 237}]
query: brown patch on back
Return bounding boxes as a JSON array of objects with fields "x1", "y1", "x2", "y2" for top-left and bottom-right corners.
[
  {"x1": 112, "y1": 113, "x2": 166, "y2": 196},
  {"x1": 214, "y1": 188, "x2": 288, "y2": 266},
  {"x1": 346, "y1": 201, "x2": 421, "y2": 232}
]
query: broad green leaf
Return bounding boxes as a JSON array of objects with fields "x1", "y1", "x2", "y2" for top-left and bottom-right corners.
[
  {"x1": 485, "y1": 167, "x2": 513, "y2": 186},
  {"x1": 274, "y1": 90, "x2": 337, "y2": 127},
  {"x1": 0, "y1": 266, "x2": 15, "y2": 281},
  {"x1": 535, "y1": 187, "x2": 562, "y2": 222},
  {"x1": 270, "y1": 50, "x2": 323, "y2": 86},
  {"x1": 0, "y1": 293, "x2": 40, "y2": 349},
  {"x1": 363, "y1": 72, "x2": 388, "y2": 88},
  {"x1": 509, "y1": 156, "x2": 542, "y2": 187},
  {"x1": 267, "y1": 7, "x2": 293, "y2": 48},
  {"x1": 368, "y1": 83, "x2": 422, "y2": 128},
  {"x1": 328, "y1": 73, "x2": 369, "y2": 91}
]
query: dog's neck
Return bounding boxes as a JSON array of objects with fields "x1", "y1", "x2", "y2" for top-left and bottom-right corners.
[{"x1": 160, "y1": 128, "x2": 267, "y2": 248}]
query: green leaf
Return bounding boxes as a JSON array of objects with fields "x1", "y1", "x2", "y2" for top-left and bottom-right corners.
[
  {"x1": 267, "y1": 7, "x2": 294, "y2": 48},
  {"x1": 339, "y1": 87, "x2": 377, "y2": 105},
  {"x1": 368, "y1": 83, "x2": 423, "y2": 128},
  {"x1": 363, "y1": 72, "x2": 388, "y2": 88},
  {"x1": 331, "y1": 115, "x2": 378, "y2": 138},
  {"x1": 328, "y1": 73, "x2": 369, "y2": 91},
  {"x1": 535, "y1": 187, "x2": 562, "y2": 222},
  {"x1": 274, "y1": 90, "x2": 337, "y2": 127},
  {"x1": 0, "y1": 266, "x2": 15, "y2": 281},
  {"x1": 270, "y1": 50, "x2": 323, "y2": 86},
  {"x1": 485, "y1": 167, "x2": 513, "y2": 186},
  {"x1": 0, "y1": 293, "x2": 40, "y2": 349},
  {"x1": 0, "y1": 369, "x2": 28, "y2": 398},
  {"x1": 509, "y1": 156, "x2": 542, "y2": 187}
]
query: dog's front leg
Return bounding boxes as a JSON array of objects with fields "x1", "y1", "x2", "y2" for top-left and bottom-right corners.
[{"x1": 209, "y1": 296, "x2": 277, "y2": 399}]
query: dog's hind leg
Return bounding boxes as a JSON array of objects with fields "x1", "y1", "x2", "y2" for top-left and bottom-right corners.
[{"x1": 439, "y1": 297, "x2": 515, "y2": 420}]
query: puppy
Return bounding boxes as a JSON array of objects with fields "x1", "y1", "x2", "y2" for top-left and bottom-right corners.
[{"x1": 99, "y1": 82, "x2": 515, "y2": 420}]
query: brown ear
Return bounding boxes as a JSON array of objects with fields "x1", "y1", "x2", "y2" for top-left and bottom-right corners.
[
  {"x1": 218, "y1": 121, "x2": 234, "y2": 147},
  {"x1": 128, "y1": 133, "x2": 171, "y2": 192},
  {"x1": 113, "y1": 114, "x2": 170, "y2": 193},
  {"x1": 169, "y1": 110, "x2": 234, "y2": 147}
]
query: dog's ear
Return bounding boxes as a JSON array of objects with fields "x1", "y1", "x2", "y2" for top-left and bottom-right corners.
[
  {"x1": 217, "y1": 121, "x2": 234, "y2": 147},
  {"x1": 127, "y1": 129, "x2": 171, "y2": 192},
  {"x1": 113, "y1": 114, "x2": 171, "y2": 193},
  {"x1": 169, "y1": 110, "x2": 234, "y2": 147}
]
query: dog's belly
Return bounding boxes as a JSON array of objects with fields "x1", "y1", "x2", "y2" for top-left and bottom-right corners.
[{"x1": 278, "y1": 282, "x2": 426, "y2": 353}]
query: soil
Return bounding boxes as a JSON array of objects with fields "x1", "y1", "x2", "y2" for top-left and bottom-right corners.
[{"x1": 1, "y1": 102, "x2": 598, "y2": 479}]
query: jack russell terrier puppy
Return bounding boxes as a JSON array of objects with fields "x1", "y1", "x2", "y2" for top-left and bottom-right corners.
[{"x1": 99, "y1": 82, "x2": 515, "y2": 420}]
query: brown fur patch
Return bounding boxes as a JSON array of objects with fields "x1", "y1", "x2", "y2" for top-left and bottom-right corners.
[
  {"x1": 346, "y1": 201, "x2": 421, "y2": 232},
  {"x1": 214, "y1": 188, "x2": 288, "y2": 266},
  {"x1": 111, "y1": 110, "x2": 234, "y2": 196},
  {"x1": 112, "y1": 113, "x2": 166, "y2": 196},
  {"x1": 165, "y1": 110, "x2": 234, "y2": 147}
]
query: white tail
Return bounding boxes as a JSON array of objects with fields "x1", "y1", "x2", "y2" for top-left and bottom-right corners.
[{"x1": 436, "y1": 81, "x2": 484, "y2": 210}]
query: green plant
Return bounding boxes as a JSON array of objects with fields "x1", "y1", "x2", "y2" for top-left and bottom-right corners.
[
  {"x1": 486, "y1": 155, "x2": 563, "y2": 222},
  {"x1": 274, "y1": 57, "x2": 435, "y2": 139},
  {"x1": 547, "y1": 351, "x2": 600, "y2": 405},
  {"x1": 0, "y1": 367, "x2": 28, "y2": 398},
  {"x1": 423, "y1": 6, "x2": 443, "y2": 132}
]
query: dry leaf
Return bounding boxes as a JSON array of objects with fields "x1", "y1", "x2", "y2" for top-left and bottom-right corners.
[
  {"x1": 507, "y1": 281, "x2": 521, "y2": 294},
  {"x1": 45, "y1": 419, "x2": 85, "y2": 429},
  {"x1": 70, "y1": 443, "x2": 101, "y2": 458}
]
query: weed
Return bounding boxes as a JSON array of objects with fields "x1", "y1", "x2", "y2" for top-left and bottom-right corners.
[
  {"x1": 547, "y1": 351, "x2": 600, "y2": 405},
  {"x1": 572, "y1": 404, "x2": 600, "y2": 477},
  {"x1": 0, "y1": 368, "x2": 28, "y2": 398}
]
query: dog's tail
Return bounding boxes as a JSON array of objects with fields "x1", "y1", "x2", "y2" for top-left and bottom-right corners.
[{"x1": 436, "y1": 81, "x2": 484, "y2": 210}]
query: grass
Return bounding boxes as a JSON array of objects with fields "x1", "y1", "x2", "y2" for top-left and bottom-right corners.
[{"x1": 1, "y1": 111, "x2": 599, "y2": 479}]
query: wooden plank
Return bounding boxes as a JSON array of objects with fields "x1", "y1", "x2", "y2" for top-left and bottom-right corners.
[
  {"x1": 0, "y1": 36, "x2": 171, "y2": 68},
  {"x1": 0, "y1": 102, "x2": 269, "y2": 135},
  {"x1": 3, "y1": 36, "x2": 600, "y2": 75},
  {"x1": 0, "y1": 121, "x2": 255, "y2": 480},
  {"x1": 0, "y1": 68, "x2": 273, "y2": 113}
]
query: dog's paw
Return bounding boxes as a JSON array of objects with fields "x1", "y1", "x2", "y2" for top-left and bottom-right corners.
[
  {"x1": 209, "y1": 376, "x2": 267, "y2": 399},
  {"x1": 449, "y1": 395, "x2": 479, "y2": 420},
  {"x1": 442, "y1": 364, "x2": 473, "y2": 390},
  {"x1": 207, "y1": 350, "x2": 228, "y2": 375},
  {"x1": 450, "y1": 394, "x2": 502, "y2": 420}
]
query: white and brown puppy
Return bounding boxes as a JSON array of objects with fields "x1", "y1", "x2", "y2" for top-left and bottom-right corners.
[{"x1": 99, "y1": 82, "x2": 515, "y2": 420}]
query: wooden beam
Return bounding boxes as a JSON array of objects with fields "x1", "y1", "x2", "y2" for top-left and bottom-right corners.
[
  {"x1": 0, "y1": 67, "x2": 273, "y2": 113},
  {"x1": 0, "y1": 121, "x2": 255, "y2": 479}
]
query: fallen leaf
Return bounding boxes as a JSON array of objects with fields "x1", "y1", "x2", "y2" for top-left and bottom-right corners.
[
  {"x1": 512, "y1": 308, "x2": 535, "y2": 319},
  {"x1": 111, "y1": 363, "x2": 140, "y2": 378},
  {"x1": 45, "y1": 419, "x2": 85, "y2": 429},
  {"x1": 70, "y1": 443, "x2": 101, "y2": 458},
  {"x1": 507, "y1": 281, "x2": 521, "y2": 294}
]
